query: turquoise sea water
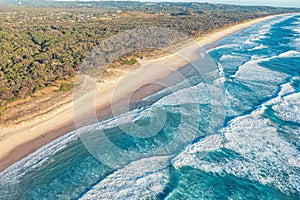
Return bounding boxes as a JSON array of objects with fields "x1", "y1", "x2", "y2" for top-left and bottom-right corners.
[{"x1": 1, "y1": 14, "x2": 300, "y2": 199}]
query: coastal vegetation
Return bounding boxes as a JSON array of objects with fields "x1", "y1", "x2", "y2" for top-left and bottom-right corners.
[{"x1": 0, "y1": 1, "x2": 299, "y2": 124}]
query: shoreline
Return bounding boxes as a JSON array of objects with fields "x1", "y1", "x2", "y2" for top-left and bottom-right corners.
[{"x1": 0, "y1": 14, "x2": 282, "y2": 172}]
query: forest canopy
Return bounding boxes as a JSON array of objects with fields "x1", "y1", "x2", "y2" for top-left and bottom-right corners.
[{"x1": 0, "y1": 1, "x2": 299, "y2": 105}]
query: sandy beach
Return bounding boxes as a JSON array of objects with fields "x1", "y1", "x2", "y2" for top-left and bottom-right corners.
[{"x1": 0, "y1": 14, "x2": 280, "y2": 171}]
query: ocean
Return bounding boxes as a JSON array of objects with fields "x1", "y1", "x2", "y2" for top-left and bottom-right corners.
[{"x1": 1, "y1": 14, "x2": 300, "y2": 199}]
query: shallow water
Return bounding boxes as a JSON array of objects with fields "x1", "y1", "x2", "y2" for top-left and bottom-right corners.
[{"x1": 1, "y1": 14, "x2": 300, "y2": 200}]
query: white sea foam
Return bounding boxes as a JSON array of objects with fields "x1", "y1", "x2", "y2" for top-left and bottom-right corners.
[
  {"x1": 243, "y1": 39, "x2": 257, "y2": 46},
  {"x1": 152, "y1": 82, "x2": 223, "y2": 107},
  {"x1": 219, "y1": 54, "x2": 240, "y2": 61},
  {"x1": 173, "y1": 78, "x2": 300, "y2": 195},
  {"x1": 234, "y1": 59, "x2": 288, "y2": 83},
  {"x1": 272, "y1": 92, "x2": 300, "y2": 123},
  {"x1": 278, "y1": 82, "x2": 296, "y2": 98},
  {"x1": 173, "y1": 114, "x2": 300, "y2": 195},
  {"x1": 233, "y1": 48, "x2": 300, "y2": 82},
  {"x1": 250, "y1": 44, "x2": 268, "y2": 51},
  {"x1": 293, "y1": 28, "x2": 300, "y2": 34},
  {"x1": 216, "y1": 62, "x2": 225, "y2": 77},
  {"x1": 184, "y1": 134, "x2": 223, "y2": 154},
  {"x1": 80, "y1": 156, "x2": 171, "y2": 200},
  {"x1": 283, "y1": 126, "x2": 300, "y2": 137},
  {"x1": 207, "y1": 44, "x2": 238, "y2": 53},
  {"x1": 247, "y1": 24, "x2": 270, "y2": 43},
  {"x1": 278, "y1": 50, "x2": 300, "y2": 58},
  {"x1": 292, "y1": 18, "x2": 300, "y2": 26},
  {"x1": 291, "y1": 17, "x2": 300, "y2": 44},
  {"x1": 257, "y1": 25, "x2": 270, "y2": 35},
  {"x1": 257, "y1": 82, "x2": 296, "y2": 113},
  {"x1": 224, "y1": 89, "x2": 249, "y2": 116},
  {"x1": 208, "y1": 14, "x2": 294, "y2": 54},
  {"x1": 152, "y1": 83, "x2": 208, "y2": 106},
  {"x1": 172, "y1": 134, "x2": 224, "y2": 169},
  {"x1": 248, "y1": 34, "x2": 265, "y2": 43},
  {"x1": 247, "y1": 15, "x2": 292, "y2": 44}
]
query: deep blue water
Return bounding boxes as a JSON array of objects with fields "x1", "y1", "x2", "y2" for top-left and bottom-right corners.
[{"x1": 1, "y1": 14, "x2": 300, "y2": 199}]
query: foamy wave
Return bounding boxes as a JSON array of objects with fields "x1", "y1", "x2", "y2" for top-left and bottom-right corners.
[
  {"x1": 293, "y1": 28, "x2": 300, "y2": 34},
  {"x1": 207, "y1": 44, "x2": 238, "y2": 53},
  {"x1": 174, "y1": 115, "x2": 300, "y2": 195},
  {"x1": 278, "y1": 82, "x2": 296, "y2": 98},
  {"x1": 257, "y1": 24, "x2": 270, "y2": 35},
  {"x1": 224, "y1": 89, "x2": 249, "y2": 116},
  {"x1": 232, "y1": 48, "x2": 300, "y2": 81},
  {"x1": 153, "y1": 82, "x2": 223, "y2": 106},
  {"x1": 208, "y1": 14, "x2": 294, "y2": 55},
  {"x1": 292, "y1": 17, "x2": 300, "y2": 26},
  {"x1": 234, "y1": 59, "x2": 288, "y2": 83},
  {"x1": 173, "y1": 77, "x2": 300, "y2": 196},
  {"x1": 216, "y1": 62, "x2": 225, "y2": 77},
  {"x1": 250, "y1": 44, "x2": 268, "y2": 51},
  {"x1": 257, "y1": 81, "x2": 296, "y2": 112},
  {"x1": 243, "y1": 39, "x2": 257, "y2": 46},
  {"x1": 172, "y1": 134, "x2": 224, "y2": 169},
  {"x1": 248, "y1": 24, "x2": 270, "y2": 43},
  {"x1": 219, "y1": 54, "x2": 240, "y2": 61},
  {"x1": 247, "y1": 15, "x2": 293, "y2": 43},
  {"x1": 282, "y1": 126, "x2": 300, "y2": 137},
  {"x1": 80, "y1": 156, "x2": 171, "y2": 200},
  {"x1": 278, "y1": 50, "x2": 300, "y2": 58},
  {"x1": 272, "y1": 92, "x2": 300, "y2": 123},
  {"x1": 223, "y1": 117, "x2": 300, "y2": 194}
]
